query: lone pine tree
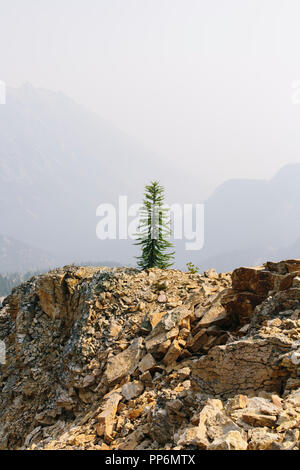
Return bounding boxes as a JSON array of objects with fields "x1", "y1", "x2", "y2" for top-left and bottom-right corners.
[{"x1": 135, "y1": 181, "x2": 175, "y2": 270}]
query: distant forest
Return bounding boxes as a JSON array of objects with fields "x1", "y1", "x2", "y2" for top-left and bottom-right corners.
[
  {"x1": 0, "y1": 272, "x2": 41, "y2": 297},
  {"x1": 0, "y1": 261, "x2": 121, "y2": 298}
]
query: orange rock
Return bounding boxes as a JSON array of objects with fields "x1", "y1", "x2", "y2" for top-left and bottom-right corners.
[
  {"x1": 95, "y1": 392, "x2": 122, "y2": 441},
  {"x1": 126, "y1": 406, "x2": 145, "y2": 420},
  {"x1": 271, "y1": 395, "x2": 283, "y2": 409},
  {"x1": 99, "y1": 443, "x2": 110, "y2": 450},
  {"x1": 162, "y1": 340, "x2": 182, "y2": 366},
  {"x1": 138, "y1": 353, "x2": 156, "y2": 374},
  {"x1": 186, "y1": 329, "x2": 209, "y2": 353}
]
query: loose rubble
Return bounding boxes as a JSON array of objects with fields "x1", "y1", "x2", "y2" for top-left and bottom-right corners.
[{"x1": 0, "y1": 261, "x2": 300, "y2": 450}]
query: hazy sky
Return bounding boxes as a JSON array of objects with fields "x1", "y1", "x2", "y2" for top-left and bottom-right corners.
[{"x1": 2, "y1": 0, "x2": 300, "y2": 198}]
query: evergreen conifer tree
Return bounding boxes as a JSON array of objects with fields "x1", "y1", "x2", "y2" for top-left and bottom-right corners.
[{"x1": 135, "y1": 181, "x2": 175, "y2": 270}]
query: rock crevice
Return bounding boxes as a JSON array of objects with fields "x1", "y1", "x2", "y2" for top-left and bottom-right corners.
[{"x1": 0, "y1": 261, "x2": 300, "y2": 450}]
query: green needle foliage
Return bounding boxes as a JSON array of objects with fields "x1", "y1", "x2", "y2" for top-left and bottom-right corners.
[{"x1": 135, "y1": 181, "x2": 175, "y2": 270}]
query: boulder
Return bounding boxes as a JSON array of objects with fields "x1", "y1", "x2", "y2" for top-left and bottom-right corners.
[
  {"x1": 248, "y1": 428, "x2": 282, "y2": 450},
  {"x1": 176, "y1": 427, "x2": 208, "y2": 449},
  {"x1": 198, "y1": 399, "x2": 244, "y2": 442},
  {"x1": 121, "y1": 381, "x2": 144, "y2": 401},
  {"x1": 232, "y1": 267, "x2": 281, "y2": 297},
  {"x1": 221, "y1": 290, "x2": 262, "y2": 326},
  {"x1": 95, "y1": 392, "x2": 122, "y2": 442},
  {"x1": 264, "y1": 259, "x2": 300, "y2": 275},
  {"x1": 145, "y1": 306, "x2": 192, "y2": 356},
  {"x1": 36, "y1": 268, "x2": 95, "y2": 324},
  {"x1": 186, "y1": 329, "x2": 209, "y2": 353},
  {"x1": 191, "y1": 339, "x2": 290, "y2": 397},
  {"x1": 105, "y1": 337, "x2": 144, "y2": 385},
  {"x1": 208, "y1": 431, "x2": 248, "y2": 450},
  {"x1": 241, "y1": 413, "x2": 277, "y2": 428},
  {"x1": 138, "y1": 353, "x2": 156, "y2": 374},
  {"x1": 195, "y1": 291, "x2": 231, "y2": 329},
  {"x1": 162, "y1": 340, "x2": 182, "y2": 366}
]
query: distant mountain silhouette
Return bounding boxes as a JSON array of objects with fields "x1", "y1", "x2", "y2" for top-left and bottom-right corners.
[
  {"x1": 199, "y1": 164, "x2": 300, "y2": 271},
  {"x1": 2, "y1": 83, "x2": 300, "y2": 273},
  {"x1": 0, "y1": 234, "x2": 56, "y2": 273},
  {"x1": 0, "y1": 83, "x2": 187, "y2": 268}
]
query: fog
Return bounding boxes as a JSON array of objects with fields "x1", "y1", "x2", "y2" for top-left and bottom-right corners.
[
  {"x1": 1, "y1": 1, "x2": 300, "y2": 272},
  {"x1": 2, "y1": 1, "x2": 300, "y2": 197}
]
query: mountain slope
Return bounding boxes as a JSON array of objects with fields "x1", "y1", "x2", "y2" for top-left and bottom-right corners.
[
  {"x1": 1, "y1": 262, "x2": 300, "y2": 450},
  {"x1": 0, "y1": 234, "x2": 56, "y2": 274},
  {"x1": 0, "y1": 83, "x2": 185, "y2": 268},
  {"x1": 199, "y1": 164, "x2": 300, "y2": 271},
  {"x1": 2, "y1": 83, "x2": 300, "y2": 272}
]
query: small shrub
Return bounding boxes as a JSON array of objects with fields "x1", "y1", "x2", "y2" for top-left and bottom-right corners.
[{"x1": 186, "y1": 262, "x2": 200, "y2": 274}]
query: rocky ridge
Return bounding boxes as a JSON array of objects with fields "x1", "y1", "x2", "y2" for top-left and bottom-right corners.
[{"x1": 0, "y1": 261, "x2": 300, "y2": 450}]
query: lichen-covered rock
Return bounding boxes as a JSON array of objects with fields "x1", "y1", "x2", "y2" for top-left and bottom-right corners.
[
  {"x1": 191, "y1": 338, "x2": 290, "y2": 397},
  {"x1": 95, "y1": 391, "x2": 122, "y2": 442},
  {"x1": 208, "y1": 430, "x2": 248, "y2": 450},
  {"x1": 0, "y1": 261, "x2": 300, "y2": 450},
  {"x1": 121, "y1": 381, "x2": 144, "y2": 401},
  {"x1": 104, "y1": 338, "x2": 144, "y2": 385}
]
